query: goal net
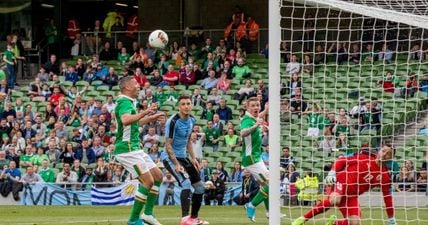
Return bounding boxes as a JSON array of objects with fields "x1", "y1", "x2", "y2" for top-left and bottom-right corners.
[{"x1": 279, "y1": 0, "x2": 428, "y2": 224}]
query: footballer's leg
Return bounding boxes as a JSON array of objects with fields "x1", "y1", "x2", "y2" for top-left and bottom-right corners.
[
  {"x1": 116, "y1": 151, "x2": 154, "y2": 225},
  {"x1": 141, "y1": 153, "x2": 163, "y2": 225},
  {"x1": 245, "y1": 161, "x2": 269, "y2": 222},
  {"x1": 334, "y1": 196, "x2": 361, "y2": 225}
]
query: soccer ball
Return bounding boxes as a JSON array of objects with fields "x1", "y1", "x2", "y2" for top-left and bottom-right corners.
[{"x1": 148, "y1": 30, "x2": 168, "y2": 49}]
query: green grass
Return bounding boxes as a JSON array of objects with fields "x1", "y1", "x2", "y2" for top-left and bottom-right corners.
[{"x1": 0, "y1": 206, "x2": 427, "y2": 225}]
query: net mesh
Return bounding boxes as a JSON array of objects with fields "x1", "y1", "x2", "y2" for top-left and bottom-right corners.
[{"x1": 280, "y1": 0, "x2": 428, "y2": 224}]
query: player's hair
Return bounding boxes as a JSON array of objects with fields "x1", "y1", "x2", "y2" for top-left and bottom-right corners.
[
  {"x1": 383, "y1": 143, "x2": 396, "y2": 155},
  {"x1": 118, "y1": 76, "x2": 135, "y2": 91},
  {"x1": 247, "y1": 97, "x2": 259, "y2": 104},
  {"x1": 178, "y1": 95, "x2": 191, "y2": 102}
]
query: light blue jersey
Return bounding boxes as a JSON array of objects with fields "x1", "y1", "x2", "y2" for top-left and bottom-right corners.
[{"x1": 160, "y1": 114, "x2": 196, "y2": 160}]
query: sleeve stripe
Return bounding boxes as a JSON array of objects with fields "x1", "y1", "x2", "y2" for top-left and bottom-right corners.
[{"x1": 168, "y1": 114, "x2": 179, "y2": 139}]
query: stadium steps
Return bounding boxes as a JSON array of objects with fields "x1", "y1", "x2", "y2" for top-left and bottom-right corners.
[{"x1": 390, "y1": 109, "x2": 428, "y2": 148}]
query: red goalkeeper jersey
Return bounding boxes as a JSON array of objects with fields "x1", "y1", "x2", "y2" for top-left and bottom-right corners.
[{"x1": 333, "y1": 153, "x2": 394, "y2": 217}]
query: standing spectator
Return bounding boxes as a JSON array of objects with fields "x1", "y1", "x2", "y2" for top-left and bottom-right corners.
[
  {"x1": 44, "y1": 19, "x2": 59, "y2": 56},
  {"x1": 233, "y1": 169, "x2": 259, "y2": 205},
  {"x1": 286, "y1": 54, "x2": 301, "y2": 75},
  {"x1": 295, "y1": 172, "x2": 319, "y2": 206},
  {"x1": 56, "y1": 163, "x2": 78, "y2": 189},
  {"x1": 230, "y1": 162, "x2": 244, "y2": 183},
  {"x1": 204, "y1": 170, "x2": 226, "y2": 205},
  {"x1": 3, "y1": 43, "x2": 16, "y2": 89},
  {"x1": 38, "y1": 160, "x2": 55, "y2": 183},
  {"x1": 216, "y1": 99, "x2": 233, "y2": 122},
  {"x1": 280, "y1": 146, "x2": 294, "y2": 169}
]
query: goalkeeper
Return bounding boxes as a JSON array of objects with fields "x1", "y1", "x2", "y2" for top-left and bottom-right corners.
[{"x1": 292, "y1": 144, "x2": 397, "y2": 225}]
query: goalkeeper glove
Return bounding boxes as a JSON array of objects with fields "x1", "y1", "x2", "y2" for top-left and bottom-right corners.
[
  {"x1": 325, "y1": 171, "x2": 336, "y2": 185},
  {"x1": 387, "y1": 217, "x2": 397, "y2": 225}
]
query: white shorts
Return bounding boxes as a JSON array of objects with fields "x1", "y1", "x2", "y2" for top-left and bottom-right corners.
[
  {"x1": 307, "y1": 127, "x2": 320, "y2": 137},
  {"x1": 115, "y1": 150, "x2": 157, "y2": 178},
  {"x1": 244, "y1": 161, "x2": 269, "y2": 183}
]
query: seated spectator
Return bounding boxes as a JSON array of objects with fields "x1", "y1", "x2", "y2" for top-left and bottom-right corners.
[
  {"x1": 46, "y1": 140, "x2": 61, "y2": 166},
  {"x1": 165, "y1": 86, "x2": 179, "y2": 102},
  {"x1": 319, "y1": 130, "x2": 336, "y2": 153},
  {"x1": 206, "y1": 88, "x2": 222, "y2": 105},
  {"x1": 150, "y1": 69, "x2": 164, "y2": 87},
  {"x1": 420, "y1": 73, "x2": 428, "y2": 93},
  {"x1": 0, "y1": 150, "x2": 9, "y2": 169},
  {"x1": 280, "y1": 146, "x2": 294, "y2": 169},
  {"x1": 134, "y1": 68, "x2": 147, "y2": 88},
  {"x1": 378, "y1": 43, "x2": 393, "y2": 64},
  {"x1": 71, "y1": 159, "x2": 85, "y2": 181},
  {"x1": 148, "y1": 144, "x2": 161, "y2": 164},
  {"x1": 395, "y1": 161, "x2": 416, "y2": 192},
  {"x1": 36, "y1": 67, "x2": 49, "y2": 84},
  {"x1": 117, "y1": 47, "x2": 130, "y2": 65},
  {"x1": 286, "y1": 54, "x2": 301, "y2": 75},
  {"x1": 38, "y1": 160, "x2": 55, "y2": 183},
  {"x1": 56, "y1": 162, "x2": 78, "y2": 189},
  {"x1": 99, "y1": 42, "x2": 115, "y2": 61},
  {"x1": 158, "y1": 170, "x2": 179, "y2": 206},
  {"x1": 216, "y1": 98, "x2": 233, "y2": 122},
  {"x1": 82, "y1": 66, "x2": 96, "y2": 84},
  {"x1": 144, "y1": 58, "x2": 156, "y2": 75},
  {"x1": 111, "y1": 166, "x2": 127, "y2": 186},
  {"x1": 349, "y1": 97, "x2": 367, "y2": 118},
  {"x1": 28, "y1": 78, "x2": 43, "y2": 100},
  {"x1": 215, "y1": 161, "x2": 229, "y2": 182},
  {"x1": 327, "y1": 42, "x2": 347, "y2": 65},
  {"x1": 201, "y1": 70, "x2": 218, "y2": 91},
  {"x1": 102, "y1": 67, "x2": 119, "y2": 90},
  {"x1": 290, "y1": 93, "x2": 308, "y2": 115},
  {"x1": 233, "y1": 169, "x2": 259, "y2": 205},
  {"x1": 0, "y1": 161, "x2": 22, "y2": 200},
  {"x1": 224, "y1": 128, "x2": 240, "y2": 149},
  {"x1": 49, "y1": 86, "x2": 64, "y2": 107},
  {"x1": 287, "y1": 73, "x2": 302, "y2": 98},
  {"x1": 280, "y1": 99, "x2": 291, "y2": 123},
  {"x1": 377, "y1": 71, "x2": 400, "y2": 94},
  {"x1": 409, "y1": 43, "x2": 423, "y2": 60},
  {"x1": 260, "y1": 43, "x2": 269, "y2": 58},
  {"x1": 416, "y1": 169, "x2": 427, "y2": 192},
  {"x1": 75, "y1": 139, "x2": 96, "y2": 165},
  {"x1": 19, "y1": 145, "x2": 34, "y2": 170},
  {"x1": 21, "y1": 166, "x2": 43, "y2": 185},
  {"x1": 295, "y1": 172, "x2": 319, "y2": 206},
  {"x1": 65, "y1": 66, "x2": 78, "y2": 84},
  {"x1": 179, "y1": 64, "x2": 196, "y2": 88},
  {"x1": 281, "y1": 163, "x2": 300, "y2": 200},
  {"x1": 216, "y1": 72, "x2": 231, "y2": 94},
  {"x1": 302, "y1": 54, "x2": 313, "y2": 76},
  {"x1": 163, "y1": 65, "x2": 180, "y2": 86},
  {"x1": 204, "y1": 170, "x2": 225, "y2": 205},
  {"x1": 191, "y1": 88, "x2": 205, "y2": 107},
  {"x1": 31, "y1": 147, "x2": 49, "y2": 168},
  {"x1": 422, "y1": 150, "x2": 428, "y2": 170},
  {"x1": 44, "y1": 54, "x2": 60, "y2": 76},
  {"x1": 95, "y1": 64, "x2": 108, "y2": 80},
  {"x1": 232, "y1": 58, "x2": 251, "y2": 81},
  {"x1": 235, "y1": 79, "x2": 254, "y2": 104},
  {"x1": 404, "y1": 73, "x2": 419, "y2": 97},
  {"x1": 201, "y1": 101, "x2": 215, "y2": 121},
  {"x1": 157, "y1": 54, "x2": 169, "y2": 75},
  {"x1": 79, "y1": 166, "x2": 94, "y2": 190},
  {"x1": 336, "y1": 133, "x2": 349, "y2": 151},
  {"x1": 333, "y1": 117, "x2": 352, "y2": 136},
  {"x1": 362, "y1": 43, "x2": 376, "y2": 64},
  {"x1": 143, "y1": 127, "x2": 159, "y2": 149},
  {"x1": 59, "y1": 143, "x2": 75, "y2": 165},
  {"x1": 193, "y1": 63, "x2": 203, "y2": 81},
  {"x1": 92, "y1": 136, "x2": 105, "y2": 159}
]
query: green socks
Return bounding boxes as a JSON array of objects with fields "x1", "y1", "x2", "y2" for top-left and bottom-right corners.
[
  {"x1": 144, "y1": 181, "x2": 161, "y2": 216},
  {"x1": 251, "y1": 185, "x2": 269, "y2": 207},
  {"x1": 129, "y1": 185, "x2": 149, "y2": 221}
]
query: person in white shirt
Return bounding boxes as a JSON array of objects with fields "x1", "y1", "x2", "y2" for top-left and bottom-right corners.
[
  {"x1": 21, "y1": 166, "x2": 43, "y2": 185},
  {"x1": 103, "y1": 95, "x2": 116, "y2": 113},
  {"x1": 55, "y1": 163, "x2": 78, "y2": 189},
  {"x1": 143, "y1": 127, "x2": 160, "y2": 149},
  {"x1": 190, "y1": 132, "x2": 205, "y2": 161},
  {"x1": 286, "y1": 54, "x2": 301, "y2": 75}
]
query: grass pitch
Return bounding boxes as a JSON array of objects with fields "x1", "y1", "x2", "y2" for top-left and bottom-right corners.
[{"x1": 0, "y1": 206, "x2": 426, "y2": 225}]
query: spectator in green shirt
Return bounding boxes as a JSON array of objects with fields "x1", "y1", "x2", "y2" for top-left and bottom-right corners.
[
  {"x1": 117, "y1": 47, "x2": 130, "y2": 65},
  {"x1": 19, "y1": 146, "x2": 34, "y2": 170},
  {"x1": 204, "y1": 121, "x2": 221, "y2": 151},
  {"x1": 32, "y1": 147, "x2": 50, "y2": 168},
  {"x1": 306, "y1": 102, "x2": 323, "y2": 137},
  {"x1": 224, "y1": 128, "x2": 240, "y2": 149},
  {"x1": 38, "y1": 160, "x2": 56, "y2": 183},
  {"x1": 232, "y1": 58, "x2": 251, "y2": 82},
  {"x1": 0, "y1": 150, "x2": 9, "y2": 169}
]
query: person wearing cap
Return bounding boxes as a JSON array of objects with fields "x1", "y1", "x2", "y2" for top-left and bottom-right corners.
[{"x1": 203, "y1": 170, "x2": 225, "y2": 206}]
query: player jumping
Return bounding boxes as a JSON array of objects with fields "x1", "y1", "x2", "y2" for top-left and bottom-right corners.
[
  {"x1": 241, "y1": 97, "x2": 270, "y2": 222},
  {"x1": 160, "y1": 95, "x2": 209, "y2": 225},
  {"x1": 292, "y1": 144, "x2": 398, "y2": 225},
  {"x1": 114, "y1": 76, "x2": 165, "y2": 225}
]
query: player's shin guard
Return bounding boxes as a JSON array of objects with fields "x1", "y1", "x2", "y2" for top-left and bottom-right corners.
[
  {"x1": 251, "y1": 185, "x2": 269, "y2": 207},
  {"x1": 180, "y1": 189, "x2": 192, "y2": 217},
  {"x1": 303, "y1": 199, "x2": 331, "y2": 219},
  {"x1": 130, "y1": 185, "x2": 149, "y2": 221},
  {"x1": 144, "y1": 180, "x2": 161, "y2": 216}
]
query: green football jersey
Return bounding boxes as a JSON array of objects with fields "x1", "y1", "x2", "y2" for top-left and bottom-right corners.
[
  {"x1": 241, "y1": 114, "x2": 262, "y2": 167},
  {"x1": 39, "y1": 168, "x2": 56, "y2": 183},
  {"x1": 114, "y1": 95, "x2": 141, "y2": 155}
]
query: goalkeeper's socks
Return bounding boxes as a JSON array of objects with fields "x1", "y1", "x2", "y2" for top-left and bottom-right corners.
[
  {"x1": 263, "y1": 198, "x2": 269, "y2": 211},
  {"x1": 303, "y1": 199, "x2": 331, "y2": 219},
  {"x1": 143, "y1": 180, "x2": 161, "y2": 216},
  {"x1": 251, "y1": 185, "x2": 269, "y2": 207},
  {"x1": 129, "y1": 185, "x2": 149, "y2": 221},
  {"x1": 334, "y1": 219, "x2": 348, "y2": 225}
]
